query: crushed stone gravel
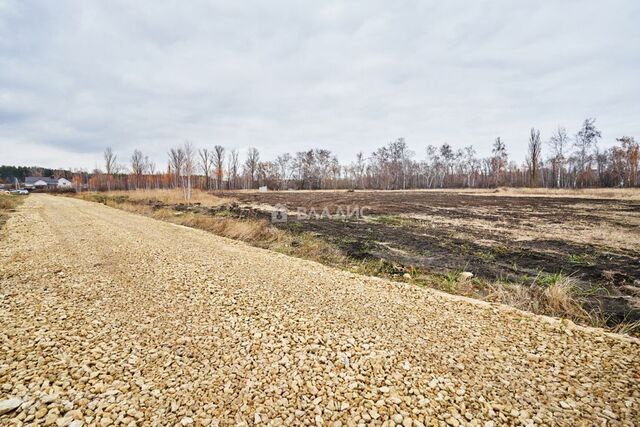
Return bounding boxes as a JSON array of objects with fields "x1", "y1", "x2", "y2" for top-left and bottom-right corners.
[{"x1": 1, "y1": 195, "x2": 639, "y2": 426}]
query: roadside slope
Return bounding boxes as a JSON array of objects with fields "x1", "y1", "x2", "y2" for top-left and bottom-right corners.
[{"x1": 1, "y1": 194, "x2": 638, "y2": 426}]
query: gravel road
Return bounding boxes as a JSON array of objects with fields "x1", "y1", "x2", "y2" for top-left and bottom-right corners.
[{"x1": 1, "y1": 195, "x2": 639, "y2": 426}]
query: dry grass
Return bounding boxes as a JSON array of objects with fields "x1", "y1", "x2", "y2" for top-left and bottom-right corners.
[
  {"x1": 611, "y1": 320, "x2": 640, "y2": 336},
  {"x1": 482, "y1": 275, "x2": 593, "y2": 324},
  {"x1": 405, "y1": 202, "x2": 640, "y2": 253},
  {"x1": 478, "y1": 187, "x2": 640, "y2": 200},
  {"x1": 1, "y1": 194, "x2": 25, "y2": 231},
  {"x1": 75, "y1": 192, "x2": 345, "y2": 268},
  {"x1": 104, "y1": 189, "x2": 231, "y2": 206},
  {"x1": 179, "y1": 214, "x2": 282, "y2": 242},
  {"x1": 162, "y1": 212, "x2": 345, "y2": 266},
  {"x1": 237, "y1": 187, "x2": 640, "y2": 200},
  {"x1": 0, "y1": 194, "x2": 20, "y2": 210}
]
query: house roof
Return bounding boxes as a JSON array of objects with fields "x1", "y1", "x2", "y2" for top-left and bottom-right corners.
[{"x1": 25, "y1": 176, "x2": 58, "y2": 185}]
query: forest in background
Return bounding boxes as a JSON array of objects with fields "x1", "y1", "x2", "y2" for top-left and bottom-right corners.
[{"x1": 2, "y1": 118, "x2": 638, "y2": 192}]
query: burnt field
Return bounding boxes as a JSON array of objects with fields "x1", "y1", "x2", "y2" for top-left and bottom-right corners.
[{"x1": 224, "y1": 189, "x2": 640, "y2": 325}]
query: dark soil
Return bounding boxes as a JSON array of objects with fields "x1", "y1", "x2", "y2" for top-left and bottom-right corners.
[{"x1": 222, "y1": 190, "x2": 640, "y2": 324}]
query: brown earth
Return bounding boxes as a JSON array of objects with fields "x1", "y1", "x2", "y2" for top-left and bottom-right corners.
[
  {"x1": 223, "y1": 190, "x2": 640, "y2": 324},
  {"x1": 1, "y1": 194, "x2": 639, "y2": 425}
]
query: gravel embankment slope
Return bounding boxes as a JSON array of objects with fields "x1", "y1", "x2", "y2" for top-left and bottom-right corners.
[{"x1": 1, "y1": 195, "x2": 638, "y2": 426}]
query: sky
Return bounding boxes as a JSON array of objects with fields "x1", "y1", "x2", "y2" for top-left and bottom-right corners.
[{"x1": 0, "y1": 0, "x2": 639, "y2": 171}]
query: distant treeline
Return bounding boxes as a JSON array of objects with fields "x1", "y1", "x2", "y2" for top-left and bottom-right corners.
[
  {"x1": 3, "y1": 118, "x2": 638, "y2": 191},
  {"x1": 0, "y1": 166, "x2": 75, "y2": 184}
]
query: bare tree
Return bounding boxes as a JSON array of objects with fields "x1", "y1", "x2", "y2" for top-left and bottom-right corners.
[
  {"x1": 144, "y1": 156, "x2": 156, "y2": 189},
  {"x1": 617, "y1": 136, "x2": 639, "y2": 187},
  {"x1": 548, "y1": 127, "x2": 569, "y2": 188},
  {"x1": 462, "y1": 145, "x2": 479, "y2": 187},
  {"x1": 490, "y1": 137, "x2": 508, "y2": 186},
  {"x1": 330, "y1": 155, "x2": 341, "y2": 189},
  {"x1": 104, "y1": 147, "x2": 118, "y2": 191},
  {"x1": 275, "y1": 153, "x2": 292, "y2": 190},
  {"x1": 168, "y1": 147, "x2": 186, "y2": 189},
  {"x1": 198, "y1": 148, "x2": 213, "y2": 190},
  {"x1": 183, "y1": 142, "x2": 195, "y2": 201},
  {"x1": 130, "y1": 149, "x2": 145, "y2": 189},
  {"x1": 244, "y1": 147, "x2": 260, "y2": 188},
  {"x1": 227, "y1": 149, "x2": 239, "y2": 189},
  {"x1": 213, "y1": 145, "x2": 226, "y2": 190},
  {"x1": 87, "y1": 126, "x2": 636, "y2": 191},
  {"x1": 314, "y1": 149, "x2": 332, "y2": 189},
  {"x1": 574, "y1": 118, "x2": 601, "y2": 186},
  {"x1": 354, "y1": 152, "x2": 366, "y2": 189},
  {"x1": 526, "y1": 128, "x2": 542, "y2": 186}
]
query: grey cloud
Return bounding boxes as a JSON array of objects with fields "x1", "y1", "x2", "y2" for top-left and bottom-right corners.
[{"x1": 0, "y1": 0, "x2": 638, "y2": 169}]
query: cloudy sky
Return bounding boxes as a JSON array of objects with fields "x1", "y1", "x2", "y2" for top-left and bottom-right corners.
[{"x1": 0, "y1": 0, "x2": 638, "y2": 170}]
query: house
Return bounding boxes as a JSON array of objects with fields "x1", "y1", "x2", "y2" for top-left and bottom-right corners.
[
  {"x1": 24, "y1": 176, "x2": 73, "y2": 190},
  {"x1": 57, "y1": 178, "x2": 72, "y2": 188}
]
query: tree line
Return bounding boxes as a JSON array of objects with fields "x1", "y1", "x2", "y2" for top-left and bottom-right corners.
[{"x1": 2, "y1": 118, "x2": 638, "y2": 193}]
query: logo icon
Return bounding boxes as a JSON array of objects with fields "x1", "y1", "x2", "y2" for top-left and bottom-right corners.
[{"x1": 272, "y1": 204, "x2": 288, "y2": 223}]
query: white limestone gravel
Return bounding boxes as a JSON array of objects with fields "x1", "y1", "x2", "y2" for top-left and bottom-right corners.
[{"x1": 1, "y1": 195, "x2": 639, "y2": 426}]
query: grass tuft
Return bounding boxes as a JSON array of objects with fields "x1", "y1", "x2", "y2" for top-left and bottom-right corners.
[{"x1": 0, "y1": 194, "x2": 25, "y2": 231}]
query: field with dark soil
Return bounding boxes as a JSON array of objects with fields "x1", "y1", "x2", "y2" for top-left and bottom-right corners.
[{"x1": 224, "y1": 190, "x2": 640, "y2": 326}]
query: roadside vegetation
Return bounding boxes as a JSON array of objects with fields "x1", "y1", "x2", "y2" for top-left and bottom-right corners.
[
  {"x1": 0, "y1": 194, "x2": 25, "y2": 231},
  {"x1": 68, "y1": 189, "x2": 639, "y2": 335},
  {"x1": 73, "y1": 190, "x2": 346, "y2": 266}
]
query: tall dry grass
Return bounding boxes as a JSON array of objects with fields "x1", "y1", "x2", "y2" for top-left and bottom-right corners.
[
  {"x1": 484, "y1": 187, "x2": 640, "y2": 200},
  {"x1": 0, "y1": 194, "x2": 19, "y2": 210},
  {"x1": 483, "y1": 275, "x2": 593, "y2": 324},
  {"x1": 104, "y1": 189, "x2": 231, "y2": 206},
  {"x1": 0, "y1": 194, "x2": 24, "y2": 231},
  {"x1": 178, "y1": 214, "x2": 282, "y2": 243},
  {"x1": 78, "y1": 192, "x2": 345, "y2": 267}
]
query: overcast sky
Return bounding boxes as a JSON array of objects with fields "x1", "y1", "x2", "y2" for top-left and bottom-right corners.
[{"x1": 1, "y1": 0, "x2": 638, "y2": 170}]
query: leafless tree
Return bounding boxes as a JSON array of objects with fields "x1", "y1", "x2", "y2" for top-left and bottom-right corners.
[
  {"x1": 527, "y1": 128, "x2": 542, "y2": 186},
  {"x1": 198, "y1": 148, "x2": 213, "y2": 190},
  {"x1": 183, "y1": 142, "x2": 195, "y2": 201},
  {"x1": 104, "y1": 147, "x2": 117, "y2": 175},
  {"x1": 462, "y1": 145, "x2": 479, "y2": 187},
  {"x1": 144, "y1": 156, "x2": 156, "y2": 188},
  {"x1": 227, "y1": 149, "x2": 239, "y2": 189},
  {"x1": 617, "y1": 136, "x2": 639, "y2": 187},
  {"x1": 244, "y1": 147, "x2": 260, "y2": 188},
  {"x1": 168, "y1": 147, "x2": 186, "y2": 189},
  {"x1": 130, "y1": 149, "x2": 145, "y2": 189},
  {"x1": 490, "y1": 137, "x2": 508, "y2": 186},
  {"x1": 353, "y1": 152, "x2": 366, "y2": 189},
  {"x1": 548, "y1": 127, "x2": 569, "y2": 188},
  {"x1": 275, "y1": 153, "x2": 292, "y2": 190},
  {"x1": 83, "y1": 124, "x2": 636, "y2": 191},
  {"x1": 573, "y1": 118, "x2": 601, "y2": 186},
  {"x1": 387, "y1": 138, "x2": 412, "y2": 189},
  {"x1": 213, "y1": 145, "x2": 225, "y2": 190},
  {"x1": 103, "y1": 147, "x2": 118, "y2": 191}
]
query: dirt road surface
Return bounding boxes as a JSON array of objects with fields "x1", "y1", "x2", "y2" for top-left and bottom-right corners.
[{"x1": 1, "y1": 195, "x2": 639, "y2": 426}]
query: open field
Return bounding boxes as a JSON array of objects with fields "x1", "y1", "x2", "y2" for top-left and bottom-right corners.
[
  {"x1": 1, "y1": 194, "x2": 639, "y2": 425},
  {"x1": 223, "y1": 189, "x2": 640, "y2": 329}
]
